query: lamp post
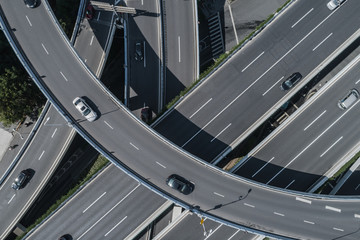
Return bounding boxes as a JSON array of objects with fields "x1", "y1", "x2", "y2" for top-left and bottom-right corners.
[{"x1": 12, "y1": 128, "x2": 24, "y2": 140}]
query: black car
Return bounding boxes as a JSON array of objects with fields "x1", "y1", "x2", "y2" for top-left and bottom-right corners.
[
  {"x1": 24, "y1": 0, "x2": 37, "y2": 8},
  {"x1": 58, "y1": 234, "x2": 72, "y2": 240},
  {"x1": 135, "y1": 42, "x2": 143, "y2": 61},
  {"x1": 280, "y1": 72, "x2": 302, "y2": 91},
  {"x1": 141, "y1": 107, "x2": 152, "y2": 123},
  {"x1": 166, "y1": 174, "x2": 194, "y2": 195},
  {"x1": 12, "y1": 170, "x2": 30, "y2": 190}
]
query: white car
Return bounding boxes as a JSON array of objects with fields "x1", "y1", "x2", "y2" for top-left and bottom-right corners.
[
  {"x1": 327, "y1": 0, "x2": 345, "y2": 10},
  {"x1": 73, "y1": 97, "x2": 97, "y2": 122}
]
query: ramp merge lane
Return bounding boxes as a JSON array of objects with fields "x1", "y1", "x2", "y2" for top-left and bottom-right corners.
[{"x1": 2, "y1": 1, "x2": 360, "y2": 239}]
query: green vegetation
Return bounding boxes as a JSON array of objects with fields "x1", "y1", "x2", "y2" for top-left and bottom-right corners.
[
  {"x1": 0, "y1": 33, "x2": 45, "y2": 126},
  {"x1": 157, "y1": 0, "x2": 292, "y2": 118},
  {"x1": 51, "y1": 0, "x2": 80, "y2": 38},
  {"x1": 315, "y1": 152, "x2": 360, "y2": 194},
  {"x1": 16, "y1": 155, "x2": 109, "y2": 240}
]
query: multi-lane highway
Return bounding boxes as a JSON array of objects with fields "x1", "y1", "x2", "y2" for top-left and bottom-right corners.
[
  {"x1": 2, "y1": 0, "x2": 360, "y2": 239},
  {"x1": 154, "y1": 0, "x2": 360, "y2": 163},
  {"x1": 28, "y1": 165, "x2": 168, "y2": 239},
  {"x1": 235, "y1": 54, "x2": 360, "y2": 191},
  {"x1": 0, "y1": 105, "x2": 74, "y2": 239}
]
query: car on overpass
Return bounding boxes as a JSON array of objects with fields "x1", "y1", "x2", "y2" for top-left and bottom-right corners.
[
  {"x1": 73, "y1": 97, "x2": 97, "y2": 122},
  {"x1": 166, "y1": 174, "x2": 194, "y2": 195}
]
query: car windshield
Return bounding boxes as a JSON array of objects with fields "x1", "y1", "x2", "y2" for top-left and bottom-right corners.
[{"x1": 285, "y1": 80, "x2": 293, "y2": 88}]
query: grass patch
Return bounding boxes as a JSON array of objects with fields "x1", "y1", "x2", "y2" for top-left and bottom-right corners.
[
  {"x1": 315, "y1": 151, "x2": 360, "y2": 194},
  {"x1": 16, "y1": 155, "x2": 109, "y2": 240}
]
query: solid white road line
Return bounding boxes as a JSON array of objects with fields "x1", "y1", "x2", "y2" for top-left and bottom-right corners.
[
  {"x1": 312, "y1": 33, "x2": 333, "y2": 51},
  {"x1": 25, "y1": 15, "x2": 32, "y2": 27},
  {"x1": 77, "y1": 184, "x2": 140, "y2": 240},
  {"x1": 104, "y1": 216, "x2": 127, "y2": 237},
  {"x1": 83, "y1": 192, "x2": 107, "y2": 213},
  {"x1": 41, "y1": 43, "x2": 49, "y2": 55},
  {"x1": 241, "y1": 51, "x2": 264, "y2": 72},
  {"x1": 213, "y1": 192, "x2": 224, "y2": 198},
  {"x1": 285, "y1": 180, "x2": 295, "y2": 189},
  {"x1": 304, "y1": 110, "x2": 326, "y2": 131},
  {"x1": 291, "y1": 8, "x2": 314, "y2": 28},
  {"x1": 228, "y1": 229, "x2": 240, "y2": 240},
  {"x1": 303, "y1": 220, "x2": 315, "y2": 225},
  {"x1": 51, "y1": 128, "x2": 57, "y2": 138},
  {"x1": 60, "y1": 71, "x2": 69, "y2": 82},
  {"x1": 227, "y1": 3, "x2": 238, "y2": 44},
  {"x1": 130, "y1": 142, "x2": 139, "y2": 150},
  {"x1": 90, "y1": 35, "x2": 94, "y2": 46},
  {"x1": 252, "y1": 157, "x2": 274, "y2": 178},
  {"x1": 104, "y1": 121, "x2": 114, "y2": 129},
  {"x1": 326, "y1": 206, "x2": 341, "y2": 213},
  {"x1": 178, "y1": 36, "x2": 181, "y2": 62},
  {"x1": 8, "y1": 194, "x2": 15, "y2": 204},
  {"x1": 267, "y1": 101, "x2": 359, "y2": 184},
  {"x1": 156, "y1": 161, "x2": 166, "y2": 168},
  {"x1": 210, "y1": 123, "x2": 231, "y2": 142},
  {"x1": 274, "y1": 212, "x2": 284, "y2": 217},
  {"x1": 243, "y1": 203, "x2": 255, "y2": 208},
  {"x1": 262, "y1": 76, "x2": 284, "y2": 96},
  {"x1": 333, "y1": 227, "x2": 344, "y2": 232},
  {"x1": 189, "y1": 98, "x2": 212, "y2": 119},
  {"x1": 143, "y1": 41, "x2": 146, "y2": 68},
  {"x1": 38, "y1": 150, "x2": 45, "y2": 160},
  {"x1": 296, "y1": 197, "x2": 312, "y2": 204},
  {"x1": 320, "y1": 136, "x2": 343, "y2": 157}
]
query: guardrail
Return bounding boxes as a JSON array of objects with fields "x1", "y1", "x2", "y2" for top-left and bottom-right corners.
[
  {"x1": 0, "y1": 101, "x2": 50, "y2": 186},
  {"x1": 1, "y1": 2, "x2": 360, "y2": 240}
]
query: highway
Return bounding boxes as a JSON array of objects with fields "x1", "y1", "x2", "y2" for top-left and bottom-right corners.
[
  {"x1": 235, "y1": 53, "x2": 360, "y2": 191},
  {"x1": 154, "y1": 0, "x2": 360, "y2": 163},
  {"x1": 2, "y1": 0, "x2": 360, "y2": 239},
  {"x1": 0, "y1": 105, "x2": 74, "y2": 239},
  {"x1": 163, "y1": 0, "x2": 198, "y2": 103},
  {"x1": 127, "y1": 0, "x2": 161, "y2": 113},
  {"x1": 158, "y1": 212, "x2": 259, "y2": 240},
  {"x1": 28, "y1": 165, "x2": 167, "y2": 240}
]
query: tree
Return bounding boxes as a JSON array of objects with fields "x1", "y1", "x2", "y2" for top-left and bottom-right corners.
[{"x1": 0, "y1": 66, "x2": 45, "y2": 125}]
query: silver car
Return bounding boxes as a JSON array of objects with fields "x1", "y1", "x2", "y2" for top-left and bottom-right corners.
[
  {"x1": 327, "y1": 0, "x2": 345, "y2": 10},
  {"x1": 338, "y1": 89, "x2": 359, "y2": 110},
  {"x1": 73, "y1": 97, "x2": 97, "y2": 122}
]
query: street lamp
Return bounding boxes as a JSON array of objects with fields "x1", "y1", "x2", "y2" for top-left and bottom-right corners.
[{"x1": 12, "y1": 128, "x2": 24, "y2": 140}]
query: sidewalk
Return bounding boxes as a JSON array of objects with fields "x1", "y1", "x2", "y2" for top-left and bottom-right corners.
[{"x1": 0, "y1": 115, "x2": 37, "y2": 179}]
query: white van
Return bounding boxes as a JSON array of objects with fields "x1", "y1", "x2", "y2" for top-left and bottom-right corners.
[{"x1": 338, "y1": 89, "x2": 359, "y2": 110}]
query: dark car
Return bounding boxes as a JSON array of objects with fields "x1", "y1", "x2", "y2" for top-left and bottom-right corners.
[
  {"x1": 24, "y1": 0, "x2": 37, "y2": 8},
  {"x1": 135, "y1": 42, "x2": 143, "y2": 61},
  {"x1": 85, "y1": 3, "x2": 95, "y2": 20},
  {"x1": 141, "y1": 107, "x2": 152, "y2": 123},
  {"x1": 58, "y1": 234, "x2": 72, "y2": 240},
  {"x1": 166, "y1": 174, "x2": 194, "y2": 195},
  {"x1": 280, "y1": 72, "x2": 302, "y2": 91},
  {"x1": 12, "y1": 170, "x2": 30, "y2": 190}
]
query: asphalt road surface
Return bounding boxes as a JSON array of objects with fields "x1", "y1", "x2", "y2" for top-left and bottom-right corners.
[{"x1": 3, "y1": 0, "x2": 360, "y2": 239}]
